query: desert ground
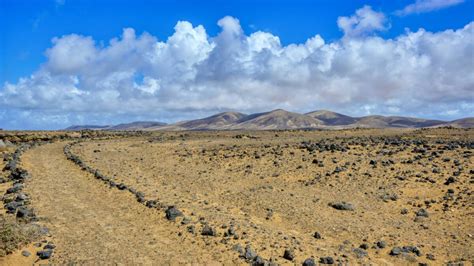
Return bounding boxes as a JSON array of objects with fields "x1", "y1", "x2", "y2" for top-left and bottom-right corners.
[{"x1": 0, "y1": 128, "x2": 473, "y2": 265}]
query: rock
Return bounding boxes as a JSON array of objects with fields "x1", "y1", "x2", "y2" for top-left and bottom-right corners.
[
  {"x1": 44, "y1": 243, "x2": 56, "y2": 249},
  {"x1": 244, "y1": 245, "x2": 257, "y2": 261},
  {"x1": 329, "y1": 202, "x2": 354, "y2": 211},
  {"x1": 252, "y1": 256, "x2": 267, "y2": 266},
  {"x1": 21, "y1": 250, "x2": 31, "y2": 257},
  {"x1": 165, "y1": 206, "x2": 183, "y2": 221},
  {"x1": 117, "y1": 183, "x2": 127, "y2": 190},
  {"x1": 313, "y1": 232, "x2": 322, "y2": 239},
  {"x1": 353, "y1": 247, "x2": 368, "y2": 258},
  {"x1": 6, "y1": 183, "x2": 23, "y2": 194},
  {"x1": 390, "y1": 247, "x2": 402, "y2": 256},
  {"x1": 5, "y1": 201, "x2": 22, "y2": 213},
  {"x1": 303, "y1": 258, "x2": 316, "y2": 266},
  {"x1": 415, "y1": 208, "x2": 429, "y2": 217},
  {"x1": 37, "y1": 249, "x2": 53, "y2": 259},
  {"x1": 359, "y1": 243, "x2": 369, "y2": 250},
  {"x1": 376, "y1": 240, "x2": 387, "y2": 249},
  {"x1": 232, "y1": 243, "x2": 244, "y2": 255},
  {"x1": 201, "y1": 225, "x2": 216, "y2": 236},
  {"x1": 283, "y1": 249, "x2": 295, "y2": 261},
  {"x1": 390, "y1": 246, "x2": 421, "y2": 256},
  {"x1": 16, "y1": 207, "x2": 35, "y2": 219},
  {"x1": 401, "y1": 208, "x2": 408, "y2": 215},
  {"x1": 319, "y1": 256, "x2": 334, "y2": 264},
  {"x1": 145, "y1": 200, "x2": 160, "y2": 209},
  {"x1": 444, "y1": 176, "x2": 456, "y2": 185}
]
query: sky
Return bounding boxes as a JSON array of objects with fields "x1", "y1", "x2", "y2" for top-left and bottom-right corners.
[{"x1": 0, "y1": 0, "x2": 473, "y2": 130}]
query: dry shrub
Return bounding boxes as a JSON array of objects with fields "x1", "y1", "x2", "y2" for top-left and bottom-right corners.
[{"x1": 0, "y1": 215, "x2": 43, "y2": 257}]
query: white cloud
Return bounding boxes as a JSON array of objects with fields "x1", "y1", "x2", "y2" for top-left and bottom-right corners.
[
  {"x1": 1, "y1": 9, "x2": 473, "y2": 129},
  {"x1": 337, "y1": 6, "x2": 388, "y2": 37},
  {"x1": 395, "y1": 0, "x2": 464, "y2": 16}
]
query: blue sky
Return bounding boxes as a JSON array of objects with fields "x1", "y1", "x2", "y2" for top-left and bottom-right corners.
[{"x1": 1, "y1": 0, "x2": 473, "y2": 129}]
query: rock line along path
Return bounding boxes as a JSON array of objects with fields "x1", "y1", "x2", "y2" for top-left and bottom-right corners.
[{"x1": 21, "y1": 142, "x2": 239, "y2": 264}]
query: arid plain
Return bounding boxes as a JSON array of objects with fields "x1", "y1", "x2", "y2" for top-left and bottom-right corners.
[{"x1": 0, "y1": 128, "x2": 473, "y2": 265}]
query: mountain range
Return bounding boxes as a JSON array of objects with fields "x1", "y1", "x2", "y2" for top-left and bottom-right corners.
[{"x1": 65, "y1": 109, "x2": 474, "y2": 131}]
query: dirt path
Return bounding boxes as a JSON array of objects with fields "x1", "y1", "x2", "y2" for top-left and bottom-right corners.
[{"x1": 19, "y1": 142, "x2": 239, "y2": 264}]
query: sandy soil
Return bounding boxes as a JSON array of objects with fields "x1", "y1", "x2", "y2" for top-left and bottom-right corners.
[
  {"x1": 18, "y1": 142, "x2": 241, "y2": 264},
  {"x1": 1, "y1": 128, "x2": 472, "y2": 265},
  {"x1": 70, "y1": 129, "x2": 473, "y2": 265}
]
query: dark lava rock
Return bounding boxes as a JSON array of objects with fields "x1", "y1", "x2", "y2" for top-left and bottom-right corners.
[
  {"x1": 313, "y1": 232, "x2": 322, "y2": 239},
  {"x1": 319, "y1": 256, "x2": 334, "y2": 264},
  {"x1": 415, "y1": 208, "x2": 429, "y2": 217},
  {"x1": 303, "y1": 258, "x2": 316, "y2": 266},
  {"x1": 390, "y1": 246, "x2": 421, "y2": 256},
  {"x1": 390, "y1": 247, "x2": 402, "y2": 256},
  {"x1": 244, "y1": 245, "x2": 257, "y2": 261},
  {"x1": 329, "y1": 202, "x2": 354, "y2": 211},
  {"x1": 5, "y1": 201, "x2": 22, "y2": 213},
  {"x1": 201, "y1": 225, "x2": 216, "y2": 236},
  {"x1": 376, "y1": 240, "x2": 387, "y2": 249},
  {"x1": 146, "y1": 200, "x2": 160, "y2": 209},
  {"x1": 44, "y1": 243, "x2": 56, "y2": 250},
  {"x1": 444, "y1": 176, "x2": 456, "y2": 185},
  {"x1": 252, "y1": 256, "x2": 267, "y2": 266},
  {"x1": 353, "y1": 247, "x2": 368, "y2": 258},
  {"x1": 165, "y1": 206, "x2": 183, "y2": 221},
  {"x1": 117, "y1": 183, "x2": 127, "y2": 190},
  {"x1": 37, "y1": 249, "x2": 53, "y2": 259},
  {"x1": 283, "y1": 249, "x2": 295, "y2": 261},
  {"x1": 16, "y1": 207, "x2": 35, "y2": 219},
  {"x1": 9, "y1": 168, "x2": 30, "y2": 181},
  {"x1": 359, "y1": 243, "x2": 369, "y2": 250},
  {"x1": 6, "y1": 183, "x2": 23, "y2": 194}
]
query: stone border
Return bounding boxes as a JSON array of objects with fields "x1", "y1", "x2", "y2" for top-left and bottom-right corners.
[
  {"x1": 63, "y1": 140, "x2": 277, "y2": 265},
  {"x1": 1, "y1": 141, "x2": 56, "y2": 261}
]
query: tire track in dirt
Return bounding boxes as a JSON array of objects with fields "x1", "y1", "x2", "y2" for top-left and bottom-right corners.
[{"x1": 21, "y1": 142, "x2": 239, "y2": 264}]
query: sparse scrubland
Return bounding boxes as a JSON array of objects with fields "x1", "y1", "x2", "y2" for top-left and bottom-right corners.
[{"x1": 0, "y1": 128, "x2": 473, "y2": 265}]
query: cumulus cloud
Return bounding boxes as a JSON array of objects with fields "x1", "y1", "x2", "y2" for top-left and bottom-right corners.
[
  {"x1": 395, "y1": 0, "x2": 464, "y2": 16},
  {"x1": 337, "y1": 6, "x2": 388, "y2": 37},
  {"x1": 1, "y1": 9, "x2": 474, "y2": 129}
]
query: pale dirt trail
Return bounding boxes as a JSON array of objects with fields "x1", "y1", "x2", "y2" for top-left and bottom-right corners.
[{"x1": 19, "y1": 142, "x2": 239, "y2": 264}]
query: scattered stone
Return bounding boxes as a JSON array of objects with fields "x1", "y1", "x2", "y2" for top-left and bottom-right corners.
[
  {"x1": 390, "y1": 246, "x2": 421, "y2": 256},
  {"x1": 44, "y1": 243, "x2": 56, "y2": 250},
  {"x1": 165, "y1": 206, "x2": 183, "y2": 221},
  {"x1": 201, "y1": 225, "x2": 216, "y2": 236},
  {"x1": 415, "y1": 208, "x2": 429, "y2": 217},
  {"x1": 6, "y1": 183, "x2": 23, "y2": 194},
  {"x1": 353, "y1": 247, "x2": 368, "y2": 258},
  {"x1": 329, "y1": 202, "x2": 354, "y2": 211},
  {"x1": 244, "y1": 245, "x2": 257, "y2": 261},
  {"x1": 376, "y1": 240, "x2": 387, "y2": 249},
  {"x1": 444, "y1": 176, "x2": 456, "y2": 185},
  {"x1": 303, "y1": 258, "x2": 316, "y2": 266},
  {"x1": 21, "y1": 250, "x2": 31, "y2": 257},
  {"x1": 319, "y1": 256, "x2": 334, "y2": 264},
  {"x1": 313, "y1": 231, "x2": 322, "y2": 239},
  {"x1": 283, "y1": 249, "x2": 295, "y2": 261},
  {"x1": 37, "y1": 249, "x2": 53, "y2": 259}
]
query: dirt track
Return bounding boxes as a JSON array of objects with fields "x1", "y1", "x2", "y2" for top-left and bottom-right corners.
[{"x1": 19, "y1": 142, "x2": 239, "y2": 264}]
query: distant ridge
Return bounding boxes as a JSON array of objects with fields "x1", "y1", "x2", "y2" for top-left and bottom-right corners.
[
  {"x1": 65, "y1": 121, "x2": 167, "y2": 131},
  {"x1": 65, "y1": 110, "x2": 474, "y2": 130},
  {"x1": 65, "y1": 125, "x2": 111, "y2": 130}
]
